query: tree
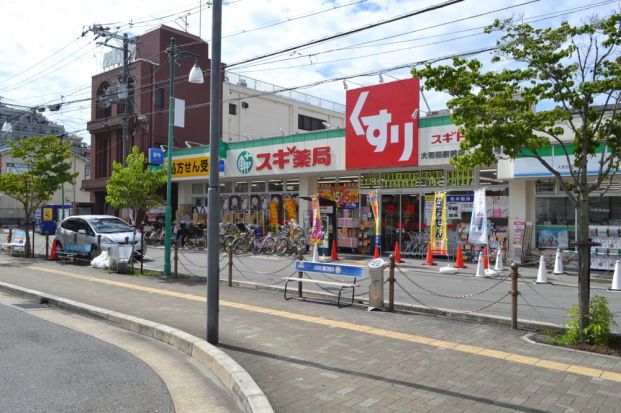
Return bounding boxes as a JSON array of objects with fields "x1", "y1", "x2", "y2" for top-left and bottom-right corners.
[
  {"x1": 105, "y1": 146, "x2": 166, "y2": 227},
  {"x1": 0, "y1": 136, "x2": 77, "y2": 257},
  {"x1": 412, "y1": 13, "x2": 621, "y2": 342}
]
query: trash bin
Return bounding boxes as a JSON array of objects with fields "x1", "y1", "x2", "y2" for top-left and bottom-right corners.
[
  {"x1": 109, "y1": 245, "x2": 133, "y2": 272},
  {"x1": 367, "y1": 258, "x2": 388, "y2": 311}
]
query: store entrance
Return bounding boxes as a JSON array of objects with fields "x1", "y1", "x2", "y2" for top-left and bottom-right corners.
[{"x1": 381, "y1": 194, "x2": 420, "y2": 253}]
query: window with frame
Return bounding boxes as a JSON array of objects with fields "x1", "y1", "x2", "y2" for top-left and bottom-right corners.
[
  {"x1": 298, "y1": 114, "x2": 326, "y2": 131},
  {"x1": 229, "y1": 103, "x2": 237, "y2": 115}
]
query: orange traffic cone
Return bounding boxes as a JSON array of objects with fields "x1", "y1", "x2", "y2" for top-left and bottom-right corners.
[
  {"x1": 394, "y1": 241, "x2": 404, "y2": 263},
  {"x1": 330, "y1": 240, "x2": 340, "y2": 261},
  {"x1": 373, "y1": 245, "x2": 380, "y2": 259},
  {"x1": 423, "y1": 243, "x2": 436, "y2": 266},
  {"x1": 454, "y1": 244, "x2": 466, "y2": 268},
  {"x1": 483, "y1": 247, "x2": 490, "y2": 269},
  {"x1": 49, "y1": 239, "x2": 58, "y2": 261}
]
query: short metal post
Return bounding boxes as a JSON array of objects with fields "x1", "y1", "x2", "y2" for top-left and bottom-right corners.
[
  {"x1": 45, "y1": 234, "x2": 49, "y2": 259},
  {"x1": 174, "y1": 242, "x2": 179, "y2": 278},
  {"x1": 388, "y1": 254, "x2": 395, "y2": 313},
  {"x1": 511, "y1": 263, "x2": 519, "y2": 329},
  {"x1": 228, "y1": 247, "x2": 233, "y2": 287},
  {"x1": 31, "y1": 221, "x2": 35, "y2": 258},
  {"x1": 140, "y1": 227, "x2": 144, "y2": 274},
  {"x1": 8, "y1": 228, "x2": 12, "y2": 243},
  {"x1": 97, "y1": 234, "x2": 101, "y2": 252},
  {"x1": 297, "y1": 252, "x2": 304, "y2": 297},
  {"x1": 73, "y1": 232, "x2": 78, "y2": 244}
]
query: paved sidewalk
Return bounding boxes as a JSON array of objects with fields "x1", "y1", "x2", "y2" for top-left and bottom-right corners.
[{"x1": 1, "y1": 256, "x2": 621, "y2": 412}]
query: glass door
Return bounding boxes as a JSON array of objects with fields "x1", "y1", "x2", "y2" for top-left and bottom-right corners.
[{"x1": 380, "y1": 194, "x2": 421, "y2": 253}]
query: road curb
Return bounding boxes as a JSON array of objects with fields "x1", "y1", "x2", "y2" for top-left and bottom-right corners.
[{"x1": 0, "y1": 281, "x2": 274, "y2": 413}]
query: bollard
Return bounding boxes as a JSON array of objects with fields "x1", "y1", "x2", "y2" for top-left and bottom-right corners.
[
  {"x1": 174, "y1": 242, "x2": 178, "y2": 278},
  {"x1": 31, "y1": 221, "x2": 35, "y2": 258},
  {"x1": 297, "y1": 252, "x2": 304, "y2": 297},
  {"x1": 228, "y1": 247, "x2": 233, "y2": 287},
  {"x1": 140, "y1": 228, "x2": 144, "y2": 274},
  {"x1": 45, "y1": 234, "x2": 49, "y2": 259},
  {"x1": 126, "y1": 236, "x2": 133, "y2": 273},
  {"x1": 511, "y1": 263, "x2": 519, "y2": 329},
  {"x1": 388, "y1": 254, "x2": 395, "y2": 313},
  {"x1": 97, "y1": 234, "x2": 102, "y2": 252}
]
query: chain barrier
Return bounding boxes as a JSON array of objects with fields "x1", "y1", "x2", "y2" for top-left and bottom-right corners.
[
  {"x1": 176, "y1": 249, "x2": 228, "y2": 270},
  {"x1": 231, "y1": 261, "x2": 288, "y2": 286},
  {"x1": 523, "y1": 281, "x2": 570, "y2": 312},
  {"x1": 235, "y1": 254, "x2": 295, "y2": 275},
  {"x1": 519, "y1": 290, "x2": 560, "y2": 324},
  {"x1": 395, "y1": 265, "x2": 510, "y2": 299},
  {"x1": 394, "y1": 279, "x2": 510, "y2": 315}
]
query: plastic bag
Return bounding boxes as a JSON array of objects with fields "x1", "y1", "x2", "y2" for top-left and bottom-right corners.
[{"x1": 90, "y1": 250, "x2": 110, "y2": 269}]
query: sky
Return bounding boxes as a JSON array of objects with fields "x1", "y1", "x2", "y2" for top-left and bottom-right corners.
[{"x1": 0, "y1": 0, "x2": 618, "y2": 145}]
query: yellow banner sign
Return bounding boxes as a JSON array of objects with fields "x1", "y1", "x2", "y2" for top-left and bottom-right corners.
[
  {"x1": 171, "y1": 156, "x2": 210, "y2": 178},
  {"x1": 430, "y1": 192, "x2": 448, "y2": 255}
]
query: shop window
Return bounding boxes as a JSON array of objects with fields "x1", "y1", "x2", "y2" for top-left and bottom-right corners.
[
  {"x1": 192, "y1": 184, "x2": 205, "y2": 194},
  {"x1": 268, "y1": 179, "x2": 283, "y2": 192},
  {"x1": 536, "y1": 197, "x2": 574, "y2": 225},
  {"x1": 250, "y1": 181, "x2": 265, "y2": 192},
  {"x1": 220, "y1": 182, "x2": 233, "y2": 193},
  {"x1": 234, "y1": 181, "x2": 248, "y2": 193},
  {"x1": 535, "y1": 179, "x2": 555, "y2": 193},
  {"x1": 285, "y1": 179, "x2": 299, "y2": 192}
]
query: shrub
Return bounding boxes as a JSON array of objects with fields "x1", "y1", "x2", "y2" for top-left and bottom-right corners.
[{"x1": 559, "y1": 296, "x2": 617, "y2": 345}]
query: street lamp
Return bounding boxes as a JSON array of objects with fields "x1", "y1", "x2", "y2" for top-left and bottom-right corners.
[{"x1": 164, "y1": 37, "x2": 204, "y2": 277}]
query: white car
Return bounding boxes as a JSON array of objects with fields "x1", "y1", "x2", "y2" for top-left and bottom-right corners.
[{"x1": 55, "y1": 215, "x2": 146, "y2": 259}]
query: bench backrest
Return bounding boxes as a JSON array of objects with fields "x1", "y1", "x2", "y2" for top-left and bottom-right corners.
[{"x1": 294, "y1": 261, "x2": 364, "y2": 278}]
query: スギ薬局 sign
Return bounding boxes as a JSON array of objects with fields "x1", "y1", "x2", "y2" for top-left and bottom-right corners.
[{"x1": 346, "y1": 78, "x2": 420, "y2": 169}]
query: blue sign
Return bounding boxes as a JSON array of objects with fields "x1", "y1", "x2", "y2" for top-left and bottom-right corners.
[
  {"x1": 447, "y1": 195, "x2": 473, "y2": 203},
  {"x1": 148, "y1": 148, "x2": 165, "y2": 165},
  {"x1": 219, "y1": 159, "x2": 225, "y2": 173},
  {"x1": 294, "y1": 261, "x2": 364, "y2": 277}
]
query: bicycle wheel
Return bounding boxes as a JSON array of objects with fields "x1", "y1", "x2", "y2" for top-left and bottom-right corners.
[
  {"x1": 274, "y1": 237, "x2": 288, "y2": 256},
  {"x1": 262, "y1": 237, "x2": 276, "y2": 255},
  {"x1": 223, "y1": 235, "x2": 236, "y2": 252},
  {"x1": 234, "y1": 237, "x2": 250, "y2": 255},
  {"x1": 194, "y1": 235, "x2": 207, "y2": 250},
  {"x1": 295, "y1": 235, "x2": 307, "y2": 254},
  {"x1": 250, "y1": 236, "x2": 261, "y2": 254}
]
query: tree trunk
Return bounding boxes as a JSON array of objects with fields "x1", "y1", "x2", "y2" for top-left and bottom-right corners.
[
  {"x1": 23, "y1": 219, "x2": 32, "y2": 258},
  {"x1": 576, "y1": 195, "x2": 591, "y2": 344}
]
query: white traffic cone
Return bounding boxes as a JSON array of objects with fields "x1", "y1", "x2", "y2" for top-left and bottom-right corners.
[
  {"x1": 475, "y1": 251, "x2": 485, "y2": 277},
  {"x1": 311, "y1": 243, "x2": 319, "y2": 263},
  {"x1": 553, "y1": 249, "x2": 564, "y2": 275},
  {"x1": 535, "y1": 255, "x2": 550, "y2": 284},
  {"x1": 610, "y1": 260, "x2": 621, "y2": 291},
  {"x1": 494, "y1": 248, "x2": 504, "y2": 271}
]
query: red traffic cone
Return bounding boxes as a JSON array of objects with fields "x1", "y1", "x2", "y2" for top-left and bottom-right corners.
[
  {"x1": 373, "y1": 245, "x2": 380, "y2": 259},
  {"x1": 454, "y1": 244, "x2": 466, "y2": 268},
  {"x1": 330, "y1": 240, "x2": 339, "y2": 261},
  {"x1": 483, "y1": 247, "x2": 489, "y2": 269},
  {"x1": 423, "y1": 243, "x2": 436, "y2": 266},
  {"x1": 49, "y1": 239, "x2": 58, "y2": 261},
  {"x1": 394, "y1": 241, "x2": 404, "y2": 263}
]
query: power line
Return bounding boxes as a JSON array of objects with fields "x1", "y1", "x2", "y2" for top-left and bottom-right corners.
[{"x1": 226, "y1": 0, "x2": 465, "y2": 68}]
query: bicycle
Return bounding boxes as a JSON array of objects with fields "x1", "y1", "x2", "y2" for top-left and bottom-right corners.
[
  {"x1": 275, "y1": 221, "x2": 307, "y2": 256},
  {"x1": 250, "y1": 230, "x2": 276, "y2": 255}
]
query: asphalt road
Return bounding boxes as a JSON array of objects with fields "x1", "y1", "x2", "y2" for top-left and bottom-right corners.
[{"x1": 0, "y1": 298, "x2": 175, "y2": 413}]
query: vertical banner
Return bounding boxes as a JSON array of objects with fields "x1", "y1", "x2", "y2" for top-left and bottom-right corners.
[
  {"x1": 284, "y1": 197, "x2": 297, "y2": 222},
  {"x1": 310, "y1": 195, "x2": 323, "y2": 245},
  {"x1": 469, "y1": 188, "x2": 488, "y2": 244},
  {"x1": 368, "y1": 191, "x2": 380, "y2": 248},
  {"x1": 430, "y1": 192, "x2": 448, "y2": 255},
  {"x1": 512, "y1": 219, "x2": 526, "y2": 264}
]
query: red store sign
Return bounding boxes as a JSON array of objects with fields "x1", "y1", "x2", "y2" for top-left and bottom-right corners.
[
  {"x1": 345, "y1": 78, "x2": 420, "y2": 169},
  {"x1": 255, "y1": 146, "x2": 332, "y2": 171}
]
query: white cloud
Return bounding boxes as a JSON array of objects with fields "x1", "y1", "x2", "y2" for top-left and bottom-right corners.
[{"x1": 0, "y1": 0, "x2": 616, "y2": 144}]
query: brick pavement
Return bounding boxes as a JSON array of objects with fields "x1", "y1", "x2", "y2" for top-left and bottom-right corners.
[{"x1": 1, "y1": 256, "x2": 621, "y2": 412}]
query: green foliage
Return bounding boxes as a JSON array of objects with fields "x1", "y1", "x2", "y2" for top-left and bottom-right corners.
[
  {"x1": 558, "y1": 296, "x2": 617, "y2": 346},
  {"x1": 411, "y1": 13, "x2": 621, "y2": 199},
  {"x1": 0, "y1": 136, "x2": 76, "y2": 256},
  {"x1": 105, "y1": 146, "x2": 166, "y2": 226}
]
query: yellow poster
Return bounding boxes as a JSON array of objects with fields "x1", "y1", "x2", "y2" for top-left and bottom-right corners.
[
  {"x1": 284, "y1": 198, "x2": 297, "y2": 222},
  {"x1": 430, "y1": 192, "x2": 448, "y2": 255},
  {"x1": 170, "y1": 156, "x2": 210, "y2": 178},
  {"x1": 42, "y1": 207, "x2": 53, "y2": 221}
]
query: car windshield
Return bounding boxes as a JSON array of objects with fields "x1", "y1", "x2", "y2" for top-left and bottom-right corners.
[{"x1": 88, "y1": 218, "x2": 133, "y2": 234}]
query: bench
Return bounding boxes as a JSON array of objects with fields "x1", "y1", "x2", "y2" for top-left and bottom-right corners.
[
  {"x1": 0, "y1": 230, "x2": 27, "y2": 255},
  {"x1": 283, "y1": 261, "x2": 364, "y2": 308},
  {"x1": 57, "y1": 243, "x2": 92, "y2": 264}
]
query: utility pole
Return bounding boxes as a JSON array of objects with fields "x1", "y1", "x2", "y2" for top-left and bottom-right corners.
[{"x1": 83, "y1": 25, "x2": 134, "y2": 164}]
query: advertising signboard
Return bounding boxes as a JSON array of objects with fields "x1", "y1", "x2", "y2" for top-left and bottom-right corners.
[{"x1": 346, "y1": 78, "x2": 420, "y2": 169}]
